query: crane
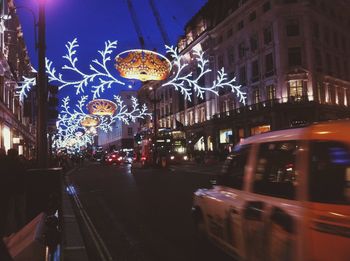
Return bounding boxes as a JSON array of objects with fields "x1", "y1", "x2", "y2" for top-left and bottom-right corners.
[
  {"x1": 126, "y1": 0, "x2": 171, "y2": 48},
  {"x1": 148, "y1": 0, "x2": 171, "y2": 46},
  {"x1": 126, "y1": 0, "x2": 145, "y2": 48}
]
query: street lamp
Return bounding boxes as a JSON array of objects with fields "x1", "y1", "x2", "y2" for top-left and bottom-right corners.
[{"x1": 149, "y1": 85, "x2": 160, "y2": 165}]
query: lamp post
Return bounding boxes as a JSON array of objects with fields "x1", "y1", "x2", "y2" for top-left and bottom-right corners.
[
  {"x1": 37, "y1": 0, "x2": 48, "y2": 168},
  {"x1": 149, "y1": 86, "x2": 159, "y2": 165}
]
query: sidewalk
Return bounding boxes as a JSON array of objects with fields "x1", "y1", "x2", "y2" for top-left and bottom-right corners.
[{"x1": 62, "y1": 167, "x2": 89, "y2": 261}]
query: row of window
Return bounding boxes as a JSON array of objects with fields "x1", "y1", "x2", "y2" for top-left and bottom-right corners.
[
  {"x1": 312, "y1": 21, "x2": 349, "y2": 53},
  {"x1": 314, "y1": 48, "x2": 349, "y2": 80}
]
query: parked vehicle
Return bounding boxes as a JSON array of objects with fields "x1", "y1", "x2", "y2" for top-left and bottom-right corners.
[{"x1": 192, "y1": 120, "x2": 350, "y2": 261}]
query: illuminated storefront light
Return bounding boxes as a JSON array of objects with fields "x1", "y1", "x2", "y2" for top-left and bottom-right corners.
[{"x1": 2, "y1": 125, "x2": 11, "y2": 153}]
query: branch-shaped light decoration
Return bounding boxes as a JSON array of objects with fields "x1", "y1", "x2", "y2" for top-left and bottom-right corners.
[
  {"x1": 46, "y1": 38, "x2": 125, "y2": 98},
  {"x1": 163, "y1": 45, "x2": 247, "y2": 105},
  {"x1": 53, "y1": 94, "x2": 150, "y2": 150}
]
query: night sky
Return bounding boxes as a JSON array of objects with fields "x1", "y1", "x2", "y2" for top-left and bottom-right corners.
[{"x1": 15, "y1": 0, "x2": 207, "y2": 100}]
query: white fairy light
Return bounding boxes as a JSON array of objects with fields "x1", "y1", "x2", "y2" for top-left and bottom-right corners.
[
  {"x1": 163, "y1": 45, "x2": 247, "y2": 105},
  {"x1": 46, "y1": 38, "x2": 125, "y2": 97}
]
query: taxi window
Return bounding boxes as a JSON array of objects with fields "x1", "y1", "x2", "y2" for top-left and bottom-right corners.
[
  {"x1": 309, "y1": 141, "x2": 350, "y2": 205},
  {"x1": 253, "y1": 141, "x2": 298, "y2": 200},
  {"x1": 220, "y1": 145, "x2": 251, "y2": 190}
]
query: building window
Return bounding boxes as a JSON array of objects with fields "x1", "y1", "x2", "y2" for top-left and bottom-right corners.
[
  {"x1": 249, "y1": 11, "x2": 256, "y2": 22},
  {"x1": 227, "y1": 28, "x2": 233, "y2": 38},
  {"x1": 288, "y1": 47, "x2": 302, "y2": 67},
  {"x1": 250, "y1": 34, "x2": 258, "y2": 52},
  {"x1": 0, "y1": 76, "x2": 4, "y2": 101},
  {"x1": 263, "y1": 26, "x2": 272, "y2": 45},
  {"x1": 263, "y1": 1, "x2": 271, "y2": 12},
  {"x1": 238, "y1": 42, "x2": 246, "y2": 58},
  {"x1": 324, "y1": 26, "x2": 330, "y2": 45},
  {"x1": 239, "y1": 66, "x2": 247, "y2": 85},
  {"x1": 227, "y1": 46, "x2": 235, "y2": 65},
  {"x1": 252, "y1": 88, "x2": 260, "y2": 103},
  {"x1": 265, "y1": 53, "x2": 274, "y2": 76},
  {"x1": 312, "y1": 21, "x2": 319, "y2": 39},
  {"x1": 326, "y1": 53, "x2": 332, "y2": 75},
  {"x1": 251, "y1": 60, "x2": 259, "y2": 82},
  {"x1": 237, "y1": 20, "x2": 244, "y2": 30},
  {"x1": 317, "y1": 82, "x2": 325, "y2": 103},
  {"x1": 289, "y1": 80, "x2": 303, "y2": 100},
  {"x1": 266, "y1": 85, "x2": 276, "y2": 100},
  {"x1": 338, "y1": 88, "x2": 345, "y2": 106},
  {"x1": 217, "y1": 54, "x2": 224, "y2": 69},
  {"x1": 286, "y1": 19, "x2": 300, "y2": 37},
  {"x1": 314, "y1": 49, "x2": 322, "y2": 72},
  {"x1": 333, "y1": 32, "x2": 339, "y2": 49}
]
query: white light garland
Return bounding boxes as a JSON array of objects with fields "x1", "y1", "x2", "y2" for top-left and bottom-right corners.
[{"x1": 163, "y1": 45, "x2": 247, "y2": 104}]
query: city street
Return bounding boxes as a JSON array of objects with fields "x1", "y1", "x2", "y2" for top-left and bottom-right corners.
[{"x1": 67, "y1": 162, "x2": 232, "y2": 261}]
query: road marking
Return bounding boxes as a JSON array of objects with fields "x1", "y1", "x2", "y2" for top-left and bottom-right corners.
[{"x1": 66, "y1": 179, "x2": 113, "y2": 261}]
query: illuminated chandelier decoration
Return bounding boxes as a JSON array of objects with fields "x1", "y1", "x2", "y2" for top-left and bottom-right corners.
[
  {"x1": 115, "y1": 49, "x2": 171, "y2": 82},
  {"x1": 163, "y1": 46, "x2": 247, "y2": 105},
  {"x1": 87, "y1": 99, "x2": 117, "y2": 116},
  {"x1": 80, "y1": 115, "x2": 100, "y2": 127}
]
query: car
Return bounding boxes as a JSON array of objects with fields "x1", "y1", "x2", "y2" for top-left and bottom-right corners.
[
  {"x1": 105, "y1": 152, "x2": 123, "y2": 165},
  {"x1": 192, "y1": 120, "x2": 350, "y2": 261}
]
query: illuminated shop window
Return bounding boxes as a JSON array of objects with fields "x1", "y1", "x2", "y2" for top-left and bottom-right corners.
[
  {"x1": 2, "y1": 125, "x2": 11, "y2": 153},
  {"x1": 289, "y1": 80, "x2": 303, "y2": 100},
  {"x1": 220, "y1": 129, "x2": 233, "y2": 144}
]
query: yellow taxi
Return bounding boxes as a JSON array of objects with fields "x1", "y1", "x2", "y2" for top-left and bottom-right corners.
[{"x1": 192, "y1": 120, "x2": 350, "y2": 261}]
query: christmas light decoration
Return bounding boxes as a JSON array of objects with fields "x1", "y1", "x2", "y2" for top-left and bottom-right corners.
[
  {"x1": 80, "y1": 115, "x2": 100, "y2": 127},
  {"x1": 87, "y1": 99, "x2": 117, "y2": 116},
  {"x1": 46, "y1": 38, "x2": 125, "y2": 98},
  {"x1": 52, "y1": 94, "x2": 150, "y2": 151},
  {"x1": 115, "y1": 49, "x2": 172, "y2": 81},
  {"x1": 163, "y1": 45, "x2": 247, "y2": 104}
]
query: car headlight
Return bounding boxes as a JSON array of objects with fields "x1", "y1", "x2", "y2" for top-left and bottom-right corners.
[
  {"x1": 183, "y1": 155, "x2": 188, "y2": 161},
  {"x1": 170, "y1": 155, "x2": 175, "y2": 160}
]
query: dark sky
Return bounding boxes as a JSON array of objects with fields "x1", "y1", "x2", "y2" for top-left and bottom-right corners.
[{"x1": 15, "y1": 0, "x2": 207, "y2": 100}]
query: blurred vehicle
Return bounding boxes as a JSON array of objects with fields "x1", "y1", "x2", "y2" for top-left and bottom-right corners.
[
  {"x1": 105, "y1": 152, "x2": 123, "y2": 165},
  {"x1": 169, "y1": 152, "x2": 189, "y2": 164},
  {"x1": 192, "y1": 120, "x2": 350, "y2": 261},
  {"x1": 123, "y1": 151, "x2": 134, "y2": 164}
]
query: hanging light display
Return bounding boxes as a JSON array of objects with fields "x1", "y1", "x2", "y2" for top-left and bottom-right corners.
[
  {"x1": 87, "y1": 99, "x2": 117, "y2": 116},
  {"x1": 80, "y1": 115, "x2": 100, "y2": 128},
  {"x1": 115, "y1": 49, "x2": 172, "y2": 82}
]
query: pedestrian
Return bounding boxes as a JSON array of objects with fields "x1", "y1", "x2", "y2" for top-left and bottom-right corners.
[
  {"x1": 0, "y1": 148, "x2": 10, "y2": 236},
  {"x1": 6, "y1": 149, "x2": 26, "y2": 233}
]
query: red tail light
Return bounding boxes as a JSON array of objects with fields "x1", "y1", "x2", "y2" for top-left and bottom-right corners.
[{"x1": 141, "y1": 156, "x2": 147, "y2": 161}]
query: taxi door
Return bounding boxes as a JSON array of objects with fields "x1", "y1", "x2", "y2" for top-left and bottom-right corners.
[
  {"x1": 204, "y1": 144, "x2": 251, "y2": 258},
  {"x1": 242, "y1": 140, "x2": 303, "y2": 261},
  {"x1": 305, "y1": 140, "x2": 350, "y2": 261}
]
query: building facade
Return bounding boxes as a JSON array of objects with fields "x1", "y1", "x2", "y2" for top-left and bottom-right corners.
[
  {"x1": 0, "y1": 0, "x2": 36, "y2": 157},
  {"x1": 139, "y1": 0, "x2": 350, "y2": 153},
  {"x1": 98, "y1": 90, "x2": 140, "y2": 151}
]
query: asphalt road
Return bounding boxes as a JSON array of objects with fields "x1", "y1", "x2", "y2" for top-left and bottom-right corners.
[{"x1": 68, "y1": 162, "x2": 232, "y2": 261}]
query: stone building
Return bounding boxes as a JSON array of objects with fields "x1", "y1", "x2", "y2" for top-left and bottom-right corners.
[
  {"x1": 138, "y1": 0, "x2": 350, "y2": 153},
  {"x1": 0, "y1": 0, "x2": 36, "y2": 157}
]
